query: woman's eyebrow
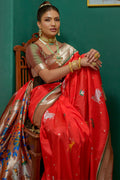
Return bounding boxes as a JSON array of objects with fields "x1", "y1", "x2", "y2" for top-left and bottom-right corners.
[{"x1": 43, "y1": 16, "x2": 59, "y2": 19}]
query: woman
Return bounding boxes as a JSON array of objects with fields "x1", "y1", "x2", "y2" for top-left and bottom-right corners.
[{"x1": 0, "y1": 1, "x2": 113, "y2": 179}]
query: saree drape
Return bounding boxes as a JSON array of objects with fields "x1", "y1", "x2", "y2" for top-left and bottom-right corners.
[
  {"x1": 0, "y1": 49, "x2": 113, "y2": 179},
  {"x1": 0, "y1": 81, "x2": 33, "y2": 179}
]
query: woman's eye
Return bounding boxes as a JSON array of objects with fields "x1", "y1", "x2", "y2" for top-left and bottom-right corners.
[
  {"x1": 45, "y1": 19, "x2": 50, "y2": 21},
  {"x1": 55, "y1": 18, "x2": 60, "y2": 21}
]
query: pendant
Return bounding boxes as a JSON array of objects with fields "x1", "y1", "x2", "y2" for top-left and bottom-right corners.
[
  {"x1": 56, "y1": 57, "x2": 63, "y2": 66},
  {"x1": 53, "y1": 53, "x2": 63, "y2": 66},
  {"x1": 49, "y1": 42, "x2": 55, "y2": 45},
  {"x1": 56, "y1": 53, "x2": 63, "y2": 60}
]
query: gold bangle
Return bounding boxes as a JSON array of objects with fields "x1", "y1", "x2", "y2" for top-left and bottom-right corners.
[
  {"x1": 71, "y1": 61, "x2": 77, "y2": 69},
  {"x1": 69, "y1": 62, "x2": 73, "y2": 73},
  {"x1": 78, "y1": 57, "x2": 81, "y2": 69}
]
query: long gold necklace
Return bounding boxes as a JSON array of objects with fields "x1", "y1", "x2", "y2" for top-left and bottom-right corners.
[{"x1": 39, "y1": 38, "x2": 63, "y2": 66}]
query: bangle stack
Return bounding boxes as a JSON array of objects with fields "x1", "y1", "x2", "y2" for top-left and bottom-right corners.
[{"x1": 69, "y1": 57, "x2": 81, "y2": 73}]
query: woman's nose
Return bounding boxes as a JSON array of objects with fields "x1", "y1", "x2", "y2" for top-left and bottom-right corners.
[{"x1": 51, "y1": 20, "x2": 56, "y2": 26}]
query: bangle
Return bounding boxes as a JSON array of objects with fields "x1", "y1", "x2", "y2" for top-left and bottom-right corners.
[
  {"x1": 69, "y1": 62, "x2": 73, "y2": 73},
  {"x1": 71, "y1": 61, "x2": 77, "y2": 70},
  {"x1": 78, "y1": 57, "x2": 81, "y2": 69}
]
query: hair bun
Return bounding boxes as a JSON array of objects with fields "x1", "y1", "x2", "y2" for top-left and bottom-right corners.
[
  {"x1": 39, "y1": 1, "x2": 52, "y2": 8},
  {"x1": 43, "y1": 1, "x2": 51, "y2": 5},
  {"x1": 37, "y1": 1, "x2": 59, "y2": 21}
]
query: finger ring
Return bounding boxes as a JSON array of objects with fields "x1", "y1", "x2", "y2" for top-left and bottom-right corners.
[
  {"x1": 92, "y1": 62, "x2": 96, "y2": 66},
  {"x1": 94, "y1": 53, "x2": 99, "y2": 59}
]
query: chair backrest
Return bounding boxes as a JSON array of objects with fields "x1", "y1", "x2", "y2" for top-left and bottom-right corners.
[{"x1": 14, "y1": 33, "x2": 39, "y2": 91}]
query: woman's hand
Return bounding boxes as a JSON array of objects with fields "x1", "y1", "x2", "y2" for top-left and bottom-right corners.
[
  {"x1": 71, "y1": 56, "x2": 102, "y2": 71},
  {"x1": 81, "y1": 57, "x2": 101, "y2": 70},
  {"x1": 85, "y1": 49, "x2": 101, "y2": 63}
]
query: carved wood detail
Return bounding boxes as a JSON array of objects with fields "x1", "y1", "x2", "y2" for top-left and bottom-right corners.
[{"x1": 14, "y1": 33, "x2": 39, "y2": 91}]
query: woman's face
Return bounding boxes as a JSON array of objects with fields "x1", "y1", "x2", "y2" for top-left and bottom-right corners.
[{"x1": 37, "y1": 9, "x2": 60, "y2": 38}]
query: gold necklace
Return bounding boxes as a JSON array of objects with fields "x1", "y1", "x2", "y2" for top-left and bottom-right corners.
[{"x1": 40, "y1": 36, "x2": 56, "y2": 45}]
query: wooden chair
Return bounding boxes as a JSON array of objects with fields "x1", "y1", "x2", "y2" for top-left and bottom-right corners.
[{"x1": 14, "y1": 33, "x2": 42, "y2": 180}]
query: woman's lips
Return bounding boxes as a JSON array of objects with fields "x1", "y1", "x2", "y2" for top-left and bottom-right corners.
[{"x1": 50, "y1": 28, "x2": 57, "y2": 32}]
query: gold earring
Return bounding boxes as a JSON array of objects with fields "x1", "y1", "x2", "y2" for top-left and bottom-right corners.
[
  {"x1": 58, "y1": 29, "x2": 60, "y2": 36},
  {"x1": 39, "y1": 29, "x2": 42, "y2": 37}
]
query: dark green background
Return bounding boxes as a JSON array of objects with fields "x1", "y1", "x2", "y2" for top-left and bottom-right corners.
[{"x1": 0, "y1": 0, "x2": 120, "y2": 179}]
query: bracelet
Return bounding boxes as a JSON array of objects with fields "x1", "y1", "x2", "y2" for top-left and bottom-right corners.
[
  {"x1": 69, "y1": 62, "x2": 73, "y2": 73},
  {"x1": 78, "y1": 57, "x2": 81, "y2": 69},
  {"x1": 71, "y1": 61, "x2": 77, "y2": 69}
]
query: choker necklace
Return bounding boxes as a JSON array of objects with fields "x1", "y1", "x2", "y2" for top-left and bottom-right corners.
[
  {"x1": 39, "y1": 38, "x2": 63, "y2": 66},
  {"x1": 40, "y1": 36, "x2": 56, "y2": 45}
]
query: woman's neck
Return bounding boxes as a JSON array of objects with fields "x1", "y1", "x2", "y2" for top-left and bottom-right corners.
[{"x1": 40, "y1": 35, "x2": 56, "y2": 44}]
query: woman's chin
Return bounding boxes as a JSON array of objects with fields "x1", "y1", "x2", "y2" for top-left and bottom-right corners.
[{"x1": 48, "y1": 31, "x2": 58, "y2": 37}]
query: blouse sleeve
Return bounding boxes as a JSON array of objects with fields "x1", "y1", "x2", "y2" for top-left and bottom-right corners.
[{"x1": 26, "y1": 43, "x2": 48, "y2": 75}]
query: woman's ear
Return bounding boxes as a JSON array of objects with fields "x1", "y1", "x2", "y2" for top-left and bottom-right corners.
[{"x1": 37, "y1": 21, "x2": 41, "y2": 29}]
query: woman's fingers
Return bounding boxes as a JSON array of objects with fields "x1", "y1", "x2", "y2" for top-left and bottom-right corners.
[
  {"x1": 86, "y1": 49, "x2": 95, "y2": 59},
  {"x1": 88, "y1": 49, "x2": 96, "y2": 59},
  {"x1": 86, "y1": 49, "x2": 100, "y2": 63},
  {"x1": 92, "y1": 60, "x2": 102, "y2": 69},
  {"x1": 81, "y1": 57, "x2": 102, "y2": 70},
  {"x1": 89, "y1": 52, "x2": 100, "y2": 63},
  {"x1": 95, "y1": 63, "x2": 100, "y2": 69},
  {"x1": 96, "y1": 59, "x2": 102, "y2": 67},
  {"x1": 88, "y1": 63, "x2": 98, "y2": 70}
]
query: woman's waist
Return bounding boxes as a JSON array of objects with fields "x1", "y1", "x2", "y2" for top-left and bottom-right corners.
[{"x1": 33, "y1": 76, "x2": 65, "y2": 88}]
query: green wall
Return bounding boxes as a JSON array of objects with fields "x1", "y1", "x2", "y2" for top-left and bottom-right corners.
[
  {"x1": 14, "y1": 0, "x2": 40, "y2": 45},
  {"x1": 0, "y1": 0, "x2": 14, "y2": 116},
  {"x1": 0, "y1": 0, "x2": 120, "y2": 179}
]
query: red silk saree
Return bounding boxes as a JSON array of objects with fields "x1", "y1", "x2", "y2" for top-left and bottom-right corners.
[{"x1": 0, "y1": 43, "x2": 113, "y2": 179}]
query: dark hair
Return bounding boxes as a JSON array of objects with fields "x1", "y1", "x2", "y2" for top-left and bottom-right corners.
[{"x1": 37, "y1": 1, "x2": 59, "y2": 22}]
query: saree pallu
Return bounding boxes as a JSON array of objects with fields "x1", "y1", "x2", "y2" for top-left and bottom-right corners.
[
  {"x1": 0, "y1": 51, "x2": 113, "y2": 179},
  {"x1": 0, "y1": 81, "x2": 33, "y2": 179}
]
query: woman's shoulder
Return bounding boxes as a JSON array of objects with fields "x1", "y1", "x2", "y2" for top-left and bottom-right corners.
[
  {"x1": 26, "y1": 41, "x2": 43, "y2": 56},
  {"x1": 26, "y1": 42, "x2": 40, "y2": 50},
  {"x1": 59, "y1": 42, "x2": 78, "y2": 53}
]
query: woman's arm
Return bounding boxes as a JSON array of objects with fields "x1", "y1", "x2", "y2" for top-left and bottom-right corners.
[
  {"x1": 39, "y1": 56, "x2": 101, "y2": 83},
  {"x1": 38, "y1": 64, "x2": 70, "y2": 83},
  {"x1": 26, "y1": 44, "x2": 102, "y2": 84}
]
